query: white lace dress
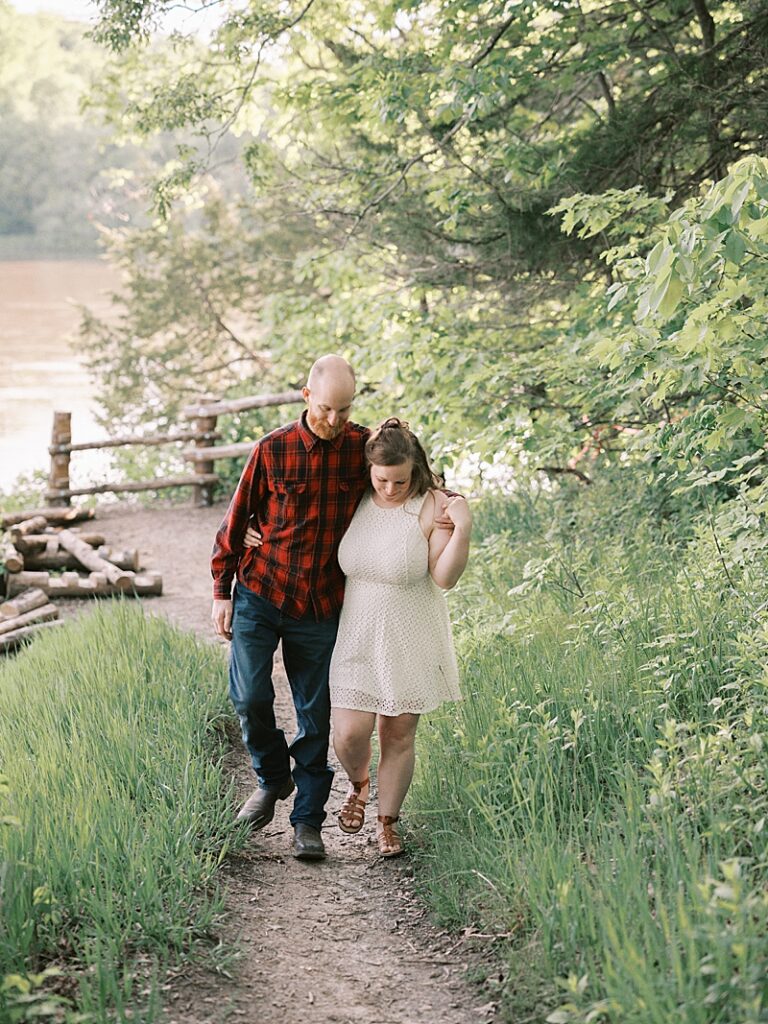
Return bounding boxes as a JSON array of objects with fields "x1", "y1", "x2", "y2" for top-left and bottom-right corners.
[{"x1": 329, "y1": 490, "x2": 462, "y2": 716}]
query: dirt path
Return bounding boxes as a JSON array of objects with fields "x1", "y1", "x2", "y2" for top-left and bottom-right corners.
[{"x1": 78, "y1": 502, "x2": 499, "y2": 1024}]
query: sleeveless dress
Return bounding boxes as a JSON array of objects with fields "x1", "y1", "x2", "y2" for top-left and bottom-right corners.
[{"x1": 329, "y1": 490, "x2": 462, "y2": 716}]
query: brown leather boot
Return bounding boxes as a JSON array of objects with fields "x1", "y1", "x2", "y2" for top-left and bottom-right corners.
[{"x1": 236, "y1": 776, "x2": 295, "y2": 829}]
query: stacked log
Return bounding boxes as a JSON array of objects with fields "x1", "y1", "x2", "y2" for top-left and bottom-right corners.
[
  {"x1": 0, "y1": 587, "x2": 62, "y2": 651},
  {"x1": 0, "y1": 539, "x2": 23, "y2": 574},
  {"x1": 21, "y1": 546, "x2": 139, "y2": 572},
  {"x1": 0, "y1": 620, "x2": 65, "y2": 652},
  {"x1": 0, "y1": 507, "x2": 96, "y2": 528},
  {"x1": 6, "y1": 570, "x2": 163, "y2": 599},
  {"x1": 0, "y1": 508, "x2": 163, "y2": 655}
]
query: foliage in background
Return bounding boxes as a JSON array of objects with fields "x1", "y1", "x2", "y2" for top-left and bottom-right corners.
[
  {"x1": 80, "y1": 0, "x2": 768, "y2": 476},
  {"x1": 0, "y1": 604, "x2": 243, "y2": 1023},
  {"x1": 409, "y1": 477, "x2": 768, "y2": 1023},
  {"x1": 0, "y1": 2, "x2": 248, "y2": 259}
]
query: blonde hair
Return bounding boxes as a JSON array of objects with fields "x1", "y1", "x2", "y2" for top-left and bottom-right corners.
[{"x1": 365, "y1": 417, "x2": 440, "y2": 498}]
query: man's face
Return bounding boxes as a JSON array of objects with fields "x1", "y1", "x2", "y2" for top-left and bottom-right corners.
[{"x1": 303, "y1": 378, "x2": 355, "y2": 440}]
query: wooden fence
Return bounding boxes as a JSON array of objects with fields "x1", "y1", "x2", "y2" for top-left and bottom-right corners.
[{"x1": 45, "y1": 389, "x2": 304, "y2": 507}]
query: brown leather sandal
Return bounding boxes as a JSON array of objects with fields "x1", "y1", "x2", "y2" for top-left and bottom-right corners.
[
  {"x1": 337, "y1": 777, "x2": 369, "y2": 834},
  {"x1": 377, "y1": 814, "x2": 403, "y2": 858}
]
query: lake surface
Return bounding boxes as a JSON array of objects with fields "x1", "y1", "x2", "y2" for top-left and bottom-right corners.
[{"x1": 0, "y1": 260, "x2": 116, "y2": 492}]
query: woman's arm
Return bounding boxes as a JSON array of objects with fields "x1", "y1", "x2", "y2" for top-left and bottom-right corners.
[{"x1": 424, "y1": 490, "x2": 472, "y2": 590}]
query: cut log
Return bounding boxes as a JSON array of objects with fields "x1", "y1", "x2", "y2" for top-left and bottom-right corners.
[
  {"x1": 0, "y1": 507, "x2": 95, "y2": 528},
  {"x1": 5, "y1": 571, "x2": 51, "y2": 595},
  {"x1": 0, "y1": 603, "x2": 59, "y2": 636},
  {"x1": 7, "y1": 570, "x2": 162, "y2": 598},
  {"x1": 9, "y1": 516, "x2": 49, "y2": 544},
  {"x1": 0, "y1": 620, "x2": 65, "y2": 652},
  {"x1": 45, "y1": 474, "x2": 218, "y2": 500},
  {"x1": 16, "y1": 532, "x2": 106, "y2": 552},
  {"x1": 0, "y1": 539, "x2": 24, "y2": 574},
  {"x1": 96, "y1": 547, "x2": 141, "y2": 571},
  {"x1": 47, "y1": 572, "x2": 105, "y2": 597},
  {"x1": 192, "y1": 407, "x2": 218, "y2": 507},
  {"x1": 25, "y1": 548, "x2": 140, "y2": 572},
  {"x1": 48, "y1": 572, "x2": 162, "y2": 598},
  {"x1": 0, "y1": 588, "x2": 49, "y2": 619},
  {"x1": 182, "y1": 389, "x2": 304, "y2": 418},
  {"x1": 48, "y1": 411, "x2": 72, "y2": 507},
  {"x1": 124, "y1": 573, "x2": 163, "y2": 596},
  {"x1": 184, "y1": 441, "x2": 255, "y2": 463},
  {"x1": 48, "y1": 428, "x2": 222, "y2": 454},
  {"x1": 57, "y1": 530, "x2": 135, "y2": 590}
]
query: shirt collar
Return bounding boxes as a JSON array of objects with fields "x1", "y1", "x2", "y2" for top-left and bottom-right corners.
[{"x1": 297, "y1": 410, "x2": 348, "y2": 452}]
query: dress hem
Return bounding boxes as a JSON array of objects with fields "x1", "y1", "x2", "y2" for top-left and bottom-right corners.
[{"x1": 330, "y1": 696, "x2": 462, "y2": 717}]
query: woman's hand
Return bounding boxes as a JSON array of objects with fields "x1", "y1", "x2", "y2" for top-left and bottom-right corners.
[{"x1": 243, "y1": 525, "x2": 263, "y2": 548}]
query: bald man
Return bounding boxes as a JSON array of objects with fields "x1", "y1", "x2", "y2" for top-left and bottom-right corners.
[{"x1": 211, "y1": 356, "x2": 368, "y2": 861}]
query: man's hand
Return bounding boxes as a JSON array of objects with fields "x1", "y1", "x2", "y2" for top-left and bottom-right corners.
[
  {"x1": 433, "y1": 488, "x2": 462, "y2": 530},
  {"x1": 212, "y1": 598, "x2": 233, "y2": 641}
]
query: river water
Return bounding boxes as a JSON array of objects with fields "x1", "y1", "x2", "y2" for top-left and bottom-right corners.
[{"x1": 0, "y1": 260, "x2": 116, "y2": 493}]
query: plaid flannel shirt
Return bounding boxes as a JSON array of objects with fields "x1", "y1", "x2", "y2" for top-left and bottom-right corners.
[{"x1": 211, "y1": 413, "x2": 370, "y2": 619}]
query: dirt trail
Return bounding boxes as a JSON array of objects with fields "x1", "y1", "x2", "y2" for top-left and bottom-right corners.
[{"x1": 78, "y1": 502, "x2": 498, "y2": 1024}]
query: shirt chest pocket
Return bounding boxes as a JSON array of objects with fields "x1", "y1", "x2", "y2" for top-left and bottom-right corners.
[{"x1": 273, "y1": 480, "x2": 308, "y2": 526}]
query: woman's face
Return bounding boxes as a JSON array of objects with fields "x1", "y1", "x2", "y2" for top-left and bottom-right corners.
[{"x1": 370, "y1": 459, "x2": 413, "y2": 506}]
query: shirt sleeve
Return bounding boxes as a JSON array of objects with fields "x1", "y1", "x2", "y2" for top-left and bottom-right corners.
[{"x1": 211, "y1": 442, "x2": 265, "y2": 600}]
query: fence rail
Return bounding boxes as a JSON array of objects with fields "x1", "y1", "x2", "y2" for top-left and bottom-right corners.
[{"x1": 44, "y1": 389, "x2": 305, "y2": 507}]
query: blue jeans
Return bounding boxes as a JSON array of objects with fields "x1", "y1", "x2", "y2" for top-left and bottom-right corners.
[{"x1": 229, "y1": 582, "x2": 338, "y2": 829}]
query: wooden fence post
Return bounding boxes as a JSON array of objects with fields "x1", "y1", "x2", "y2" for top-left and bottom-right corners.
[
  {"x1": 192, "y1": 398, "x2": 218, "y2": 507},
  {"x1": 48, "y1": 411, "x2": 72, "y2": 507}
]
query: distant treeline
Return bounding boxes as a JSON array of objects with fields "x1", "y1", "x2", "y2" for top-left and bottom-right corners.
[{"x1": 0, "y1": 2, "x2": 246, "y2": 259}]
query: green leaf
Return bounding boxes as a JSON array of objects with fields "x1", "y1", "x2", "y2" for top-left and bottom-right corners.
[
  {"x1": 658, "y1": 272, "x2": 683, "y2": 320},
  {"x1": 724, "y1": 229, "x2": 747, "y2": 267}
]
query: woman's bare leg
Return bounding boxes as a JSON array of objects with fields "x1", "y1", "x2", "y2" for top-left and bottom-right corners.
[
  {"x1": 332, "y1": 708, "x2": 376, "y2": 805},
  {"x1": 376, "y1": 713, "x2": 420, "y2": 819}
]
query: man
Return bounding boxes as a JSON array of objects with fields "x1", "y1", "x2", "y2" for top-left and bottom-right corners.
[{"x1": 211, "y1": 355, "x2": 369, "y2": 861}]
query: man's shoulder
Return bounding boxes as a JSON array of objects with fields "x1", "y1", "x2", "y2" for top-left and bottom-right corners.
[
  {"x1": 258, "y1": 419, "x2": 302, "y2": 449},
  {"x1": 344, "y1": 420, "x2": 370, "y2": 444}
]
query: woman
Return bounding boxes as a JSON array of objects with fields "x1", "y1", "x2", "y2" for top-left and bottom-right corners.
[{"x1": 329, "y1": 417, "x2": 471, "y2": 857}]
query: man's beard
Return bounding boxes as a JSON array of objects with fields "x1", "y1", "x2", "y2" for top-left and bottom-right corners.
[{"x1": 307, "y1": 413, "x2": 343, "y2": 440}]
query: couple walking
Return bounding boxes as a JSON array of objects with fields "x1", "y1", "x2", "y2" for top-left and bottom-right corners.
[{"x1": 211, "y1": 355, "x2": 471, "y2": 860}]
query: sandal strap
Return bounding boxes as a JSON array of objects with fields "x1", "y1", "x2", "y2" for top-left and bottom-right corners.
[
  {"x1": 376, "y1": 815, "x2": 403, "y2": 855},
  {"x1": 339, "y1": 794, "x2": 366, "y2": 822},
  {"x1": 338, "y1": 779, "x2": 370, "y2": 830}
]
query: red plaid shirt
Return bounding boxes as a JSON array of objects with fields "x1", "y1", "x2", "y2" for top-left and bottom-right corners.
[{"x1": 211, "y1": 413, "x2": 370, "y2": 618}]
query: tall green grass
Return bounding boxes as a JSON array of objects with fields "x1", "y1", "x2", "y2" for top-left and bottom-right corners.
[
  {"x1": 410, "y1": 480, "x2": 768, "y2": 1023},
  {"x1": 0, "y1": 604, "x2": 241, "y2": 1023}
]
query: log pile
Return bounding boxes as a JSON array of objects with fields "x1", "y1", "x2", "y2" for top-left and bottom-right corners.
[{"x1": 0, "y1": 506, "x2": 163, "y2": 654}]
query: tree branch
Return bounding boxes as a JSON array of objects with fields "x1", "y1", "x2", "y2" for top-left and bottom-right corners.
[
  {"x1": 692, "y1": 0, "x2": 716, "y2": 50},
  {"x1": 467, "y1": 13, "x2": 516, "y2": 68}
]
